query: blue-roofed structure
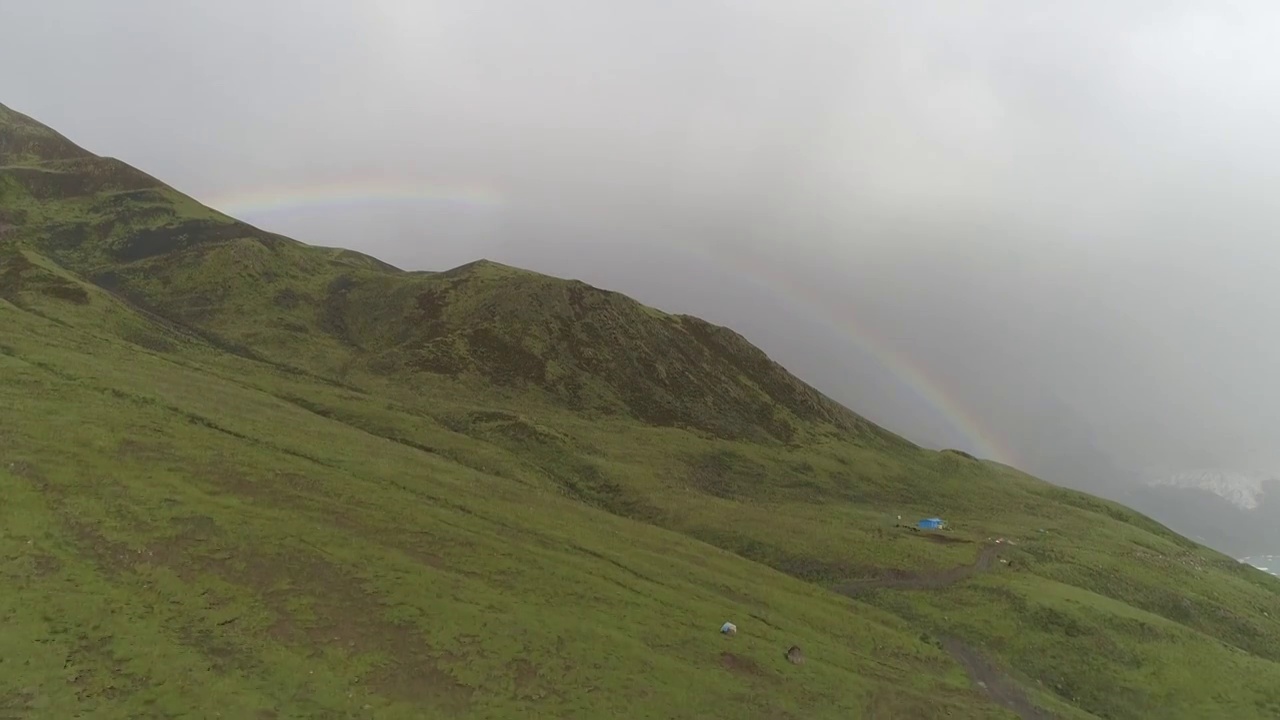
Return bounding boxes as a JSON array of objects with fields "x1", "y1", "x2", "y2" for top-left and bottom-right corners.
[{"x1": 918, "y1": 517, "x2": 944, "y2": 530}]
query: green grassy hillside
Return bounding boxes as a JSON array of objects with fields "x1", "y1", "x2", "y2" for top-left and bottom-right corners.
[{"x1": 3, "y1": 101, "x2": 1280, "y2": 720}]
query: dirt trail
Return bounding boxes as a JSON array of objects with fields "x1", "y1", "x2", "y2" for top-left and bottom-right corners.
[
  {"x1": 833, "y1": 543, "x2": 1000, "y2": 597},
  {"x1": 941, "y1": 638, "x2": 1056, "y2": 720},
  {"x1": 833, "y1": 544, "x2": 1058, "y2": 719}
]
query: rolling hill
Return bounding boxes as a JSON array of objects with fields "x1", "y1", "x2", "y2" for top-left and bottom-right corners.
[{"x1": 3, "y1": 100, "x2": 1280, "y2": 720}]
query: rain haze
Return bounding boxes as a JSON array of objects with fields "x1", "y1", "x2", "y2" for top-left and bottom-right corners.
[{"x1": 6, "y1": 1, "x2": 1280, "y2": 552}]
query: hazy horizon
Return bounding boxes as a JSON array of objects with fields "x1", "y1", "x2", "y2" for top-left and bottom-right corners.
[{"x1": 6, "y1": 1, "x2": 1280, "y2": 520}]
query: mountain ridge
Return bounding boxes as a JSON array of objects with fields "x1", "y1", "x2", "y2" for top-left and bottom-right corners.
[
  {"x1": 0, "y1": 102, "x2": 97, "y2": 164},
  {"x1": 0, "y1": 103, "x2": 910, "y2": 447},
  {"x1": 1146, "y1": 468, "x2": 1274, "y2": 510}
]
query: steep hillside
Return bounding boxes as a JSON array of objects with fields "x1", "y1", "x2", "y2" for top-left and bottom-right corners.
[
  {"x1": 0, "y1": 104, "x2": 898, "y2": 447},
  {"x1": 0, "y1": 103, "x2": 95, "y2": 164},
  {"x1": 5, "y1": 102, "x2": 1280, "y2": 720},
  {"x1": 2, "y1": 269, "x2": 973, "y2": 719}
]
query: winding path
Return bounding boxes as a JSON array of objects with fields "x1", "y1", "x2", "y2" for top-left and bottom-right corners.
[
  {"x1": 833, "y1": 543, "x2": 1057, "y2": 720},
  {"x1": 941, "y1": 637, "x2": 1056, "y2": 720},
  {"x1": 832, "y1": 543, "x2": 1001, "y2": 597}
]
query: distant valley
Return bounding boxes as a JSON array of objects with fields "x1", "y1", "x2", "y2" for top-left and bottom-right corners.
[{"x1": 1115, "y1": 469, "x2": 1280, "y2": 559}]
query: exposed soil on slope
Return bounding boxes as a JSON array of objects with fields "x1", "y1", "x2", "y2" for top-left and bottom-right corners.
[
  {"x1": 918, "y1": 532, "x2": 975, "y2": 546},
  {"x1": 834, "y1": 544, "x2": 1057, "y2": 719},
  {"x1": 833, "y1": 544, "x2": 1000, "y2": 597},
  {"x1": 942, "y1": 638, "x2": 1056, "y2": 720}
]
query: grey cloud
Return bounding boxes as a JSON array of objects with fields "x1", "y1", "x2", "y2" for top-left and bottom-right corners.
[{"x1": 6, "y1": 0, "x2": 1280, "y2": 519}]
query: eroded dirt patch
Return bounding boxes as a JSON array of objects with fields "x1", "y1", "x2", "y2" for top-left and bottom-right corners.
[
  {"x1": 64, "y1": 634, "x2": 148, "y2": 703},
  {"x1": 0, "y1": 689, "x2": 35, "y2": 718},
  {"x1": 942, "y1": 638, "x2": 1056, "y2": 720},
  {"x1": 507, "y1": 658, "x2": 546, "y2": 700},
  {"x1": 13, "y1": 459, "x2": 473, "y2": 712},
  {"x1": 835, "y1": 544, "x2": 1000, "y2": 597},
  {"x1": 919, "y1": 532, "x2": 975, "y2": 546},
  {"x1": 165, "y1": 536, "x2": 473, "y2": 709},
  {"x1": 719, "y1": 651, "x2": 765, "y2": 676},
  {"x1": 186, "y1": 461, "x2": 351, "y2": 517},
  {"x1": 177, "y1": 542, "x2": 472, "y2": 711},
  {"x1": 29, "y1": 552, "x2": 62, "y2": 577},
  {"x1": 6, "y1": 460, "x2": 46, "y2": 489},
  {"x1": 114, "y1": 439, "x2": 174, "y2": 462}
]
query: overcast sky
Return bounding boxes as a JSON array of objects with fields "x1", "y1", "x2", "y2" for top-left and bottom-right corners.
[{"x1": 5, "y1": 1, "x2": 1280, "y2": 499}]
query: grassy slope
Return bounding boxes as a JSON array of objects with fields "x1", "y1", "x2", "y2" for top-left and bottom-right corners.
[
  {"x1": 4, "y1": 101, "x2": 1280, "y2": 719},
  {"x1": 1, "y1": 249, "x2": 1006, "y2": 720}
]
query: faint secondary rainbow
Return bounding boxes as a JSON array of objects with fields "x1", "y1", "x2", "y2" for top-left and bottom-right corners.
[
  {"x1": 687, "y1": 246, "x2": 1017, "y2": 466},
  {"x1": 201, "y1": 179, "x2": 507, "y2": 218},
  {"x1": 196, "y1": 179, "x2": 1012, "y2": 464}
]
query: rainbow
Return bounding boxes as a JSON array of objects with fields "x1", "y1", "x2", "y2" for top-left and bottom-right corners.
[
  {"x1": 196, "y1": 179, "x2": 1013, "y2": 465},
  {"x1": 681, "y1": 246, "x2": 1017, "y2": 466},
  {"x1": 200, "y1": 179, "x2": 507, "y2": 218}
]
